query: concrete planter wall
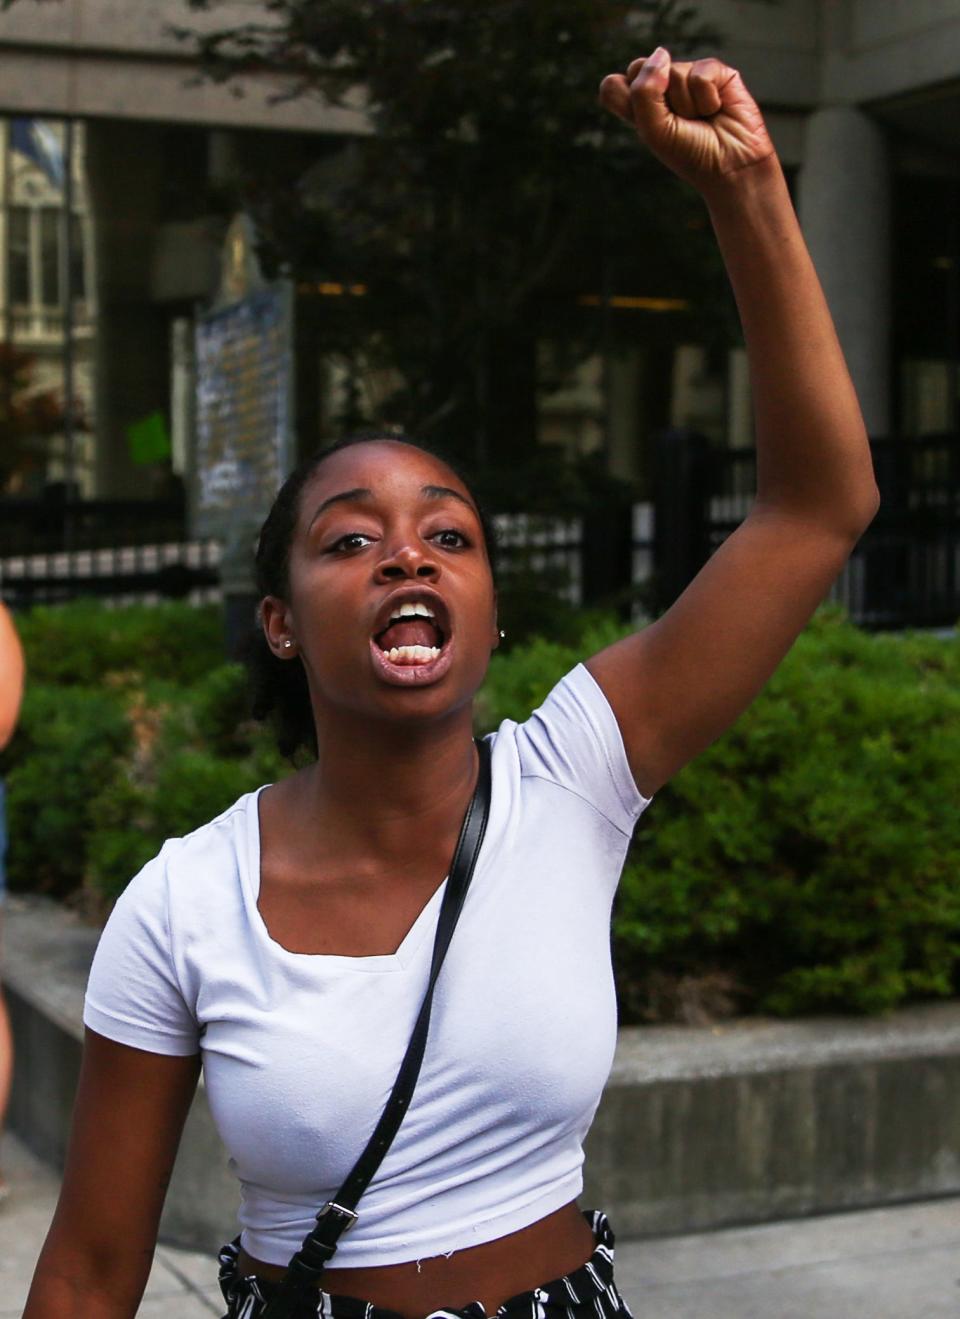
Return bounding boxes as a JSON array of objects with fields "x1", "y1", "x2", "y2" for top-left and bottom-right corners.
[{"x1": 6, "y1": 895, "x2": 960, "y2": 1254}]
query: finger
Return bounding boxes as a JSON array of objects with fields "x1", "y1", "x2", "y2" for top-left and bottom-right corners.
[
  {"x1": 689, "y1": 58, "x2": 725, "y2": 117},
  {"x1": 626, "y1": 50, "x2": 680, "y2": 83},
  {"x1": 664, "y1": 63, "x2": 699, "y2": 120},
  {"x1": 598, "y1": 73, "x2": 634, "y2": 124},
  {"x1": 627, "y1": 47, "x2": 672, "y2": 140}
]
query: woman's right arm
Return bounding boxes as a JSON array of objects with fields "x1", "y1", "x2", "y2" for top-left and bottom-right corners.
[
  {"x1": 0, "y1": 602, "x2": 25, "y2": 749},
  {"x1": 24, "y1": 1028, "x2": 201, "y2": 1319}
]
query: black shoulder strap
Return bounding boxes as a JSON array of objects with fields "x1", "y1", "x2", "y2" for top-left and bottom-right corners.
[{"x1": 262, "y1": 739, "x2": 492, "y2": 1317}]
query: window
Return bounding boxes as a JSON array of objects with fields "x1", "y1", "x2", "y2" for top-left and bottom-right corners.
[
  {"x1": 9, "y1": 206, "x2": 30, "y2": 304},
  {"x1": 40, "y1": 208, "x2": 58, "y2": 307},
  {"x1": 5, "y1": 204, "x2": 86, "y2": 309}
]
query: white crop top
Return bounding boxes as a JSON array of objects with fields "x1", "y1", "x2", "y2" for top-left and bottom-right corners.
[{"x1": 84, "y1": 664, "x2": 651, "y2": 1267}]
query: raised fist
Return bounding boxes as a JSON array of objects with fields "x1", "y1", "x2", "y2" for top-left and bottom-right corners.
[{"x1": 599, "y1": 48, "x2": 775, "y2": 193}]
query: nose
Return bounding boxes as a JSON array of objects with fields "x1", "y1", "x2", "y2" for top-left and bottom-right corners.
[{"x1": 374, "y1": 539, "x2": 441, "y2": 582}]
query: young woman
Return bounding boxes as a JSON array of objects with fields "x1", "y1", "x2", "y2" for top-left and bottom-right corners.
[{"x1": 25, "y1": 50, "x2": 878, "y2": 1319}]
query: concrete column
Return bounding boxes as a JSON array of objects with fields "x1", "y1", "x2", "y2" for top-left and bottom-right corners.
[{"x1": 798, "y1": 106, "x2": 891, "y2": 436}]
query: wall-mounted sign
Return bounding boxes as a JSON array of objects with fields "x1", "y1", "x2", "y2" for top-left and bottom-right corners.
[{"x1": 192, "y1": 213, "x2": 295, "y2": 549}]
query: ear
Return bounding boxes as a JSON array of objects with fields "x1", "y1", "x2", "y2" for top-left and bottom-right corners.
[{"x1": 260, "y1": 595, "x2": 297, "y2": 658}]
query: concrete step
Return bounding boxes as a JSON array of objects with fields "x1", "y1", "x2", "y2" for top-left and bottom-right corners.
[
  {"x1": 6, "y1": 892, "x2": 960, "y2": 1252},
  {"x1": 0, "y1": 1134, "x2": 223, "y2": 1316},
  {"x1": 7, "y1": 1133, "x2": 960, "y2": 1317}
]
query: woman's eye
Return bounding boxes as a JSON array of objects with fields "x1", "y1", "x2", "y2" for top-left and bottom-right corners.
[
  {"x1": 432, "y1": 529, "x2": 469, "y2": 549},
  {"x1": 330, "y1": 532, "x2": 374, "y2": 552}
]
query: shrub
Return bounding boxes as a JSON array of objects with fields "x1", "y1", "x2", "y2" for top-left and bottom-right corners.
[
  {"x1": 613, "y1": 610, "x2": 960, "y2": 1017},
  {"x1": 4, "y1": 683, "x2": 132, "y2": 898},
  {"x1": 479, "y1": 605, "x2": 960, "y2": 1018},
  {"x1": 14, "y1": 600, "x2": 223, "y2": 689},
  {"x1": 475, "y1": 614, "x2": 632, "y2": 731},
  {"x1": 3, "y1": 601, "x2": 287, "y2": 908},
  {"x1": 3, "y1": 598, "x2": 958, "y2": 1021},
  {"x1": 85, "y1": 667, "x2": 290, "y2": 906}
]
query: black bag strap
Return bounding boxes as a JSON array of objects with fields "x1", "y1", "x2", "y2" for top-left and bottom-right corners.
[{"x1": 261, "y1": 739, "x2": 492, "y2": 1318}]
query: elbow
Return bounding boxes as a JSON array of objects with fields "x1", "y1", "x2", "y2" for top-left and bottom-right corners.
[
  {"x1": 0, "y1": 679, "x2": 25, "y2": 749},
  {"x1": 757, "y1": 480, "x2": 881, "y2": 544},
  {"x1": 852, "y1": 481, "x2": 881, "y2": 538},
  {"x1": 0, "y1": 709, "x2": 19, "y2": 751},
  {"x1": 831, "y1": 479, "x2": 881, "y2": 544}
]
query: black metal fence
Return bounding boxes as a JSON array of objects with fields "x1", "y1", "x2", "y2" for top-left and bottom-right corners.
[
  {"x1": 0, "y1": 541, "x2": 221, "y2": 610},
  {"x1": 696, "y1": 432, "x2": 960, "y2": 630},
  {"x1": 0, "y1": 495, "x2": 220, "y2": 609},
  {"x1": 0, "y1": 494, "x2": 188, "y2": 557},
  {"x1": 2, "y1": 433, "x2": 958, "y2": 630}
]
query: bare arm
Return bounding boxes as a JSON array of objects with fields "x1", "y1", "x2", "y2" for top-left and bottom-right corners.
[
  {"x1": 0, "y1": 602, "x2": 24, "y2": 749},
  {"x1": 590, "y1": 53, "x2": 879, "y2": 797},
  {"x1": 24, "y1": 1030, "x2": 200, "y2": 1319}
]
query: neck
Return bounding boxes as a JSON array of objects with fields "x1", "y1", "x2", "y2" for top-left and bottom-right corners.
[{"x1": 303, "y1": 704, "x2": 480, "y2": 856}]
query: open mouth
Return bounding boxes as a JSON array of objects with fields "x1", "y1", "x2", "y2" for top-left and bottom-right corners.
[
  {"x1": 370, "y1": 594, "x2": 453, "y2": 686},
  {"x1": 373, "y1": 600, "x2": 447, "y2": 665}
]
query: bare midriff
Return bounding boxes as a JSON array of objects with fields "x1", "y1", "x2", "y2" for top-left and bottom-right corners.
[{"x1": 236, "y1": 1201, "x2": 597, "y2": 1319}]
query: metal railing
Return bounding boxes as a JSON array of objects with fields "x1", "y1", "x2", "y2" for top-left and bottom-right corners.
[
  {"x1": 0, "y1": 539, "x2": 221, "y2": 609},
  {"x1": 2, "y1": 433, "x2": 958, "y2": 629}
]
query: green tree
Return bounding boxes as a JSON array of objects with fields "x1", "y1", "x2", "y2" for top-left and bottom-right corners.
[{"x1": 178, "y1": 0, "x2": 731, "y2": 481}]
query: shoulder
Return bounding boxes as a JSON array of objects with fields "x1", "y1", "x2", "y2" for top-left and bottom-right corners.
[
  {"x1": 116, "y1": 787, "x2": 265, "y2": 919},
  {"x1": 86, "y1": 788, "x2": 267, "y2": 1046},
  {"x1": 172, "y1": 787, "x2": 262, "y2": 865},
  {"x1": 490, "y1": 664, "x2": 651, "y2": 836}
]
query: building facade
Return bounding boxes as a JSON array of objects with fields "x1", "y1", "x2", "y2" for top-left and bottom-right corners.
[{"x1": 0, "y1": 0, "x2": 958, "y2": 498}]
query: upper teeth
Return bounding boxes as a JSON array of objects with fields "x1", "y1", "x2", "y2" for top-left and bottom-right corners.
[{"x1": 389, "y1": 601, "x2": 436, "y2": 623}]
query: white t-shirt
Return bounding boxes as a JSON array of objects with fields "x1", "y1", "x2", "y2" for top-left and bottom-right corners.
[{"x1": 84, "y1": 664, "x2": 651, "y2": 1267}]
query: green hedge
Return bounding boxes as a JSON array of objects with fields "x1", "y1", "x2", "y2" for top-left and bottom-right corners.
[
  {"x1": 477, "y1": 609, "x2": 960, "y2": 1017},
  {"x1": 2, "y1": 603, "x2": 285, "y2": 903},
  {"x1": 2, "y1": 600, "x2": 958, "y2": 1020}
]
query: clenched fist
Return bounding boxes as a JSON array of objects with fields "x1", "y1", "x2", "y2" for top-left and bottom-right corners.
[{"x1": 599, "y1": 48, "x2": 775, "y2": 195}]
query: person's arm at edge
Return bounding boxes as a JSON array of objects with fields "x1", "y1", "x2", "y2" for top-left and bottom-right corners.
[
  {"x1": 589, "y1": 54, "x2": 880, "y2": 798},
  {"x1": 23, "y1": 1029, "x2": 201, "y2": 1319},
  {"x1": 0, "y1": 602, "x2": 24, "y2": 750}
]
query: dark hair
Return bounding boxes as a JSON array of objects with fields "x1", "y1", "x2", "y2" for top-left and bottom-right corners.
[{"x1": 247, "y1": 431, "x2": 499, "y2": 760}]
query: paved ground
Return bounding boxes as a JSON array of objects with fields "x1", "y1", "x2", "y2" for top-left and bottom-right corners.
[
  {"x1": 614, "y1": 1195, "x2": 960, "y2": 1318},
  {"x1": 2, "y1": 1136, "x2": 223, "y2": 1316},
  {"x1": 6, "y1": 1132, "x2": 960, "y2": 1318}
]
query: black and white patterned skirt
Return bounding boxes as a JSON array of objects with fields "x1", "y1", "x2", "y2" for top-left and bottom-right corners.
[{"x1": 218, "y1": 1209, "x2": 634, "y2": 1319}]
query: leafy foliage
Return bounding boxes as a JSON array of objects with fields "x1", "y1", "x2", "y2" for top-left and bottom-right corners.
[
  {"x1": 480, "y1": 606, "x2": 960, "y2": 1018},
  {"x1": 12, "y1": 600, "x2": 223, "y2": 688},
  {"x1": 1, "y1": 605, "x2": 284, "y2": 907},
  {"x1": 4, "y1": 683, "x2": 133, "y2": 898},
  {"x1": 83, "y1": 664, "x2": 288, "y2": 906},
  {"x1": 5, "y1": 599, "x2": 956, "y2": 1020},
  {"x1": 175, "y1": 0, "x2": 731, "y2": 467}
]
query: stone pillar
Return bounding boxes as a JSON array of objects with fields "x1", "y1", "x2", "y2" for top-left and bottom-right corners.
[{"x1": 798, "y1": 106, "x2": 891, "y2": 437}]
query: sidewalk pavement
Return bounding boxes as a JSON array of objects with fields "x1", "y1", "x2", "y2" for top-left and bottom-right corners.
[
  {"x1": 2, "y1": 1135, "x2": 223, "y2": 1316},
  {"x1": 5, "y1": 1132, "x2": 960, "y2": 1318}
]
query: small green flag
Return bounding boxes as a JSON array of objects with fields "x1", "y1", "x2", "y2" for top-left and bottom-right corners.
[{"x1": 127, "y1": 411, "x2": 171, "y2": 465}]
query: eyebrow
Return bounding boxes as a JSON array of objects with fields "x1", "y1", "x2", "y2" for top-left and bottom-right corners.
[
  {"x1": 421, "y1": 484, "x2": 476, "y2": 512},
  {"x1": 308, "y1": 487, "x2": 372, "y2": 527},
  {"x1": 308, "y1": 483, "x2": 475, "y2": 528}
]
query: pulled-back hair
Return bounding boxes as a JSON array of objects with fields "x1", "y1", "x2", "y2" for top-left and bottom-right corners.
[{"x1": 247, "y1": 432, "x2": 498, "y2": 761}]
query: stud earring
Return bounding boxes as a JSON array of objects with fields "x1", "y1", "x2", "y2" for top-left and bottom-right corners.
[
  {"x1": 499, "y1": 629, "x2": 506, "y2": 640},
  {"x1": 283, "y1": 640, "x2": 293, "y2": 649}
]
